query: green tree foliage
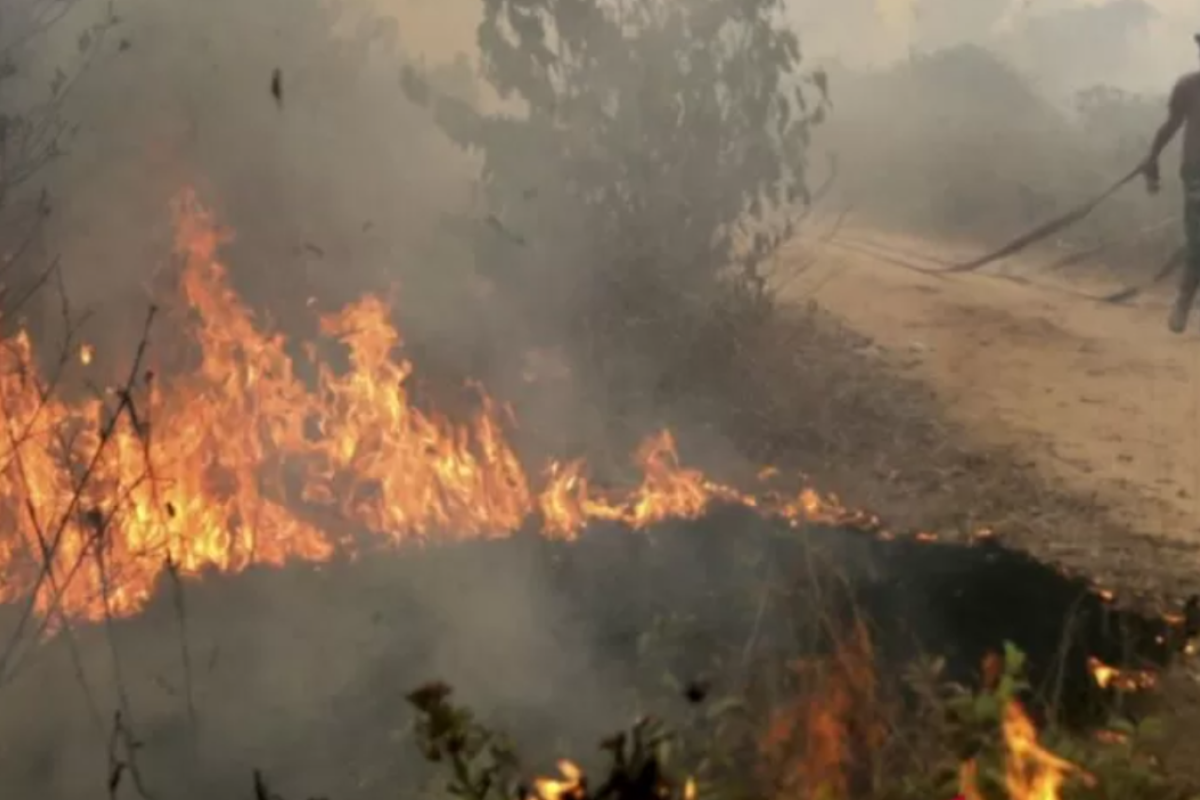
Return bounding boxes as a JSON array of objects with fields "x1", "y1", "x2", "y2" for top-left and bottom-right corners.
[{"x1": 403, "y1": 0, "x2": 829, "y2": 392}]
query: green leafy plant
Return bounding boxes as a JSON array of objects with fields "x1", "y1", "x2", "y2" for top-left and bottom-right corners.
[
  {"x1": 408, "y1": 681, "x2": 696, "y2": 800},
  {"x1": 888, "y1": 643, "x2": 1196, "y2": 800},
  {"x1": 403, "y1": 638, "x2": 1200, "y2": 800},
  {"x1": 408, "y1": 681, "x2": 523, "y2": 800}
]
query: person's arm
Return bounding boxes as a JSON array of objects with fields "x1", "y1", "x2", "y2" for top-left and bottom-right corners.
[{"x1": 1144, "y1": 79, "x2": 1188, "y2": 192}]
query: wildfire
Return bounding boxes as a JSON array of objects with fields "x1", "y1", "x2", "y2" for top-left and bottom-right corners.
[
  {"x1": 0, "y1": 189, "x2": 868, "y2": 626},
  {"x1": 1087, "y1": 657, "x2": 1157, "y2": 692}
]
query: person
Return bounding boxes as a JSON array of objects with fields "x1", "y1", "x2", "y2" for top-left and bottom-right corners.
[{"x1": 1144, "y1": 33, "x2": 1200, "y2": 333}]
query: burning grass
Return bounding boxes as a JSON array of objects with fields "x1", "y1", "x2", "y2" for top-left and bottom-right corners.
[
  {"x1": 0, "y1": 189, "x2": 865, "y2": 630},
  {"x1": 398, "y1": 654, "x2": 1165, "y2": 800}
]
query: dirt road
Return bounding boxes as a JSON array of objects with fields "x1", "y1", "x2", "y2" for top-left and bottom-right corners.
[{"x1": 782, "y1": 229, "x2": 1200, "y2": 554}]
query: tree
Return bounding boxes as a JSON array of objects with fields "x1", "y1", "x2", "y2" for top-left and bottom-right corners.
[{"x1": 403, "y1": 0, "x2": 829, "y2": 397}]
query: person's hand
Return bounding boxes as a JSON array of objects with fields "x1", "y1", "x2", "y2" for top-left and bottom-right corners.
[{"x1": 1142, "y1": 157, "x2": 1162, "y2": 195}]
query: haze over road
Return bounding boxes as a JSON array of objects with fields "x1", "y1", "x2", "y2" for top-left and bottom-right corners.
[{"x1": 792, "y1": 0, "x2": 1197, "y2": 92}]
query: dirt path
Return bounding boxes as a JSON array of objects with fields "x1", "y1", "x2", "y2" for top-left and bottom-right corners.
[{"x1": 780, "y1": 228, "x2": 1200, "y2": 556}]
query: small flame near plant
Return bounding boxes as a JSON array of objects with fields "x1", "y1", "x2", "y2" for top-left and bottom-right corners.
[
  {"x1": 531, "y1": 761, "x2": 585, "y2": 800},
  {"x1": 1086, "y1": 657, "x2": 1157, "y2": 692},
  {"x1": 956, "y1": 702, "x2": 1095, "y2": 800}
]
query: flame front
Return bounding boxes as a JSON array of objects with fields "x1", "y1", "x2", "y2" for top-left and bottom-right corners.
[{"x1": 0, "y1": 189, "x2": 866, "y2": 626}]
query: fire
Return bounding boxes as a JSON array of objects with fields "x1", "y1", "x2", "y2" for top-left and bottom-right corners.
[
  {"x1": 759, "y1": 619, "x2": 885, "y2": 800},
  {"x1": 961, "y1": 659, "x2": 1094, "y2": 800},
  {"x1": 0, "y1": 189, "x2": 868, "y2": 626},
  {"x1": 538, "y1": 431, "x2": 745, "y2": 537},
  {"x1": 1087, "y1": 657, "x2": 1157, "y2": 692},
  {"x1": 304, "y1": 294, "x2": 533, "y2": 541},
  {"x1": 530, "y1": 760, "x2": 586, "y2": 800},
  {"x1": 958, "y1": 759, "x2": 983, "y2": 800},
  {"x1": 527, "y1": 760, "x2": 695, "y2": 800},
  {"x1": 1001, "y1": 701, "x2": 1094, "y2": 800}
]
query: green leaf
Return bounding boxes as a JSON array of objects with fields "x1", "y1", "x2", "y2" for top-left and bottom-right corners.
[
  {"x1": 1135, "y1": 715, "x2": 1166, "y2": 742},
  {"x1": 973, "y1": 693, "x2": 1000, "y2": 722},
  {"x1": 1002, "y1": 641, "x2": 1027, "y2": 678}
]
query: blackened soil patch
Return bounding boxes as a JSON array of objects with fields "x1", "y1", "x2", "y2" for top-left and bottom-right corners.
[{"x1": 0, "y1": 507, "x2": 1178, "y2": 800}]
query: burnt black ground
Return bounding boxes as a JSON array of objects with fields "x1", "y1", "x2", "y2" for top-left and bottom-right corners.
[{"x1": 0, "y1": 508, "x2": 1177, "y2": 800}]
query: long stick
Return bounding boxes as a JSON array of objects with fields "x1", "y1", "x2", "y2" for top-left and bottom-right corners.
[{"x1": 945, "y1": 164, "x2": 1145, "y2": 273}]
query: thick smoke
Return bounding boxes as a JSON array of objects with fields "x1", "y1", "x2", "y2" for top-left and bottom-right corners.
[
  {"x1": 30, "y1": 0, "x2": 481, "y2": 358},
  {"x1": 800, "y1": 0, "x2": 1192, "y2": 267},
  {"x1": 18, "y1": 0, "x2": 1197, "y2": 399},
  {"x1": 0, "y1": 0, "x2": 619, "y2": 796},
  {"x1": 1, "y1": 0, "x2": 1197, "y2": 796},
  {"x1": 21, "y1": 0, "x2": 1198, "y2": 338}
]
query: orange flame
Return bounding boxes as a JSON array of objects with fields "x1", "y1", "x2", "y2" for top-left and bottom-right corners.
[
  {"x1": 1002, "y1": 701, "x2": 1094, "y2": 800},
  {"x1": 531, "y1": 760, "x2": 586, "y2": 800},
  {"x1": 1087, "y1": 657, "x2": 1157, "y2": 692},
  {"x1": 527, "y1": 760, "x2": 695, "y2": 800},
  {"x1": 759, "y1": 619, "x2": 885, "y2": 799},
  {"x1": 0, "y1": 189, "x2": 873, "y2": 626},
  {"x1": 958, "y1": 759, "x2": 983, "y2": 800}
]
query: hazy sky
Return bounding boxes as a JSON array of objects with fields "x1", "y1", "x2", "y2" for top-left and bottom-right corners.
[
  {"x1": 376, "y1": 0, "x2": 1195, "y2": 93},
  {"x1": 791, "y1": 0, "x2": 1196, "y2": 92}
]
